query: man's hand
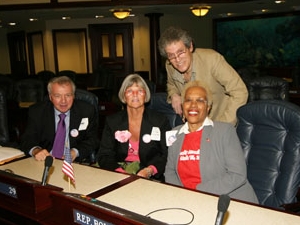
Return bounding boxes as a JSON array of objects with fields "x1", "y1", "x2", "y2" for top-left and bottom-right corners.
[
  {"x1": 33, "y1": 148, "x2": 51, "y2": 161},
  {"x1": 70, "y1": 149, "x2": 77, "y2": 162},
  {"x1": 61, "y1": 149, "x2": 77, "y2": 162},
  {"x1": 171, "y1": 93, "x2": 183, "y2": 116}
]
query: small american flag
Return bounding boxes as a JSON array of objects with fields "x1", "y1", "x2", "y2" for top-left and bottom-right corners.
[{"x1": 62, "y1": 149, "x2": 75, "y2": 183}]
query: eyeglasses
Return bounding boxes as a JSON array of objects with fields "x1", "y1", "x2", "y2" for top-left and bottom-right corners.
[
  {"x1": 184, "y1": 98, "x2": 208, "y2": 105},
  {"x1": 125, "y1": 89, "x2": 145, "y2": 97},
  {"x1": 51, "y1": 93, "x2": 74, "y2": 100},
  {"x1": 167, "y1": 49, "x2": 187, "y2": 61}
]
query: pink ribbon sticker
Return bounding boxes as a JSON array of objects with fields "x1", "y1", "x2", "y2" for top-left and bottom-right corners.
[{"x1": 115, "y1": 130, "x2": 132, "y2": 143}]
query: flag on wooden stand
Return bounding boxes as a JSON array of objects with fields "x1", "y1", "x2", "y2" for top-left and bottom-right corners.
[{"x1": 62, "y1": 149, "x2": 75, "y2": 183}]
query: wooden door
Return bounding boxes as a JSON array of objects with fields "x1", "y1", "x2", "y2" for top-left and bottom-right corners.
[
  {"x1": 7, "y1": 31, "x2": 28, "y2": 78},
  {"x1": 89, "y1": 23, "x2": 134, "y2": 92}
]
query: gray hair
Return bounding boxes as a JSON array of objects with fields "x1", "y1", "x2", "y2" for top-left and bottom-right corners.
[
  {"x1": 47, "y1": 76, "x2": 76, "y2": 94},
  {"x1": 182, "y1": 80, "x2": 213, "y2": 107},
  {"x1": 158, "y1": 26, "x2": 194, "y2": 58},
  {"x1": 118, "y1": 74, "x2": 151, "y2": 104}
]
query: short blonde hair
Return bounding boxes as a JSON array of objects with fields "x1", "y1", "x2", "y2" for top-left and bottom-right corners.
[
  {"x1": 118, "y1": 74, "x2": 151, "y2": 104},
  {"x1": 182, "y1": 80, "x2": 213, "y2": 107}
]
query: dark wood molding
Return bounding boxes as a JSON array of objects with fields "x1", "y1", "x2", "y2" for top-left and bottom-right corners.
[
  {"x1": 0, "y1": 0, "x2": 253, "y2": 11},
  {"x1": 145, "y1": 13, "x2": 163, "y2": 86}
]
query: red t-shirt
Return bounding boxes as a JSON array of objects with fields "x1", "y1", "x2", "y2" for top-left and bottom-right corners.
[{"x1": 177, "y1": 130, "x2": 202, "y2": 189}]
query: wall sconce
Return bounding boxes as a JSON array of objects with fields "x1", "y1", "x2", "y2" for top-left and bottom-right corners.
[
  {"x1": 190, "y1": 6, "x2": 211, "y2": 17},
  {"x1": 110, "y1": 8, "x2": 132, "y2": 20}
]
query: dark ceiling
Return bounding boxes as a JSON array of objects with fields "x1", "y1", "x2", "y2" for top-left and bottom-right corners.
[
  {"x1": 0, "y1": 0, "x2": 253, "y2": 10},
  {"x1": 0, "y1": 0, "x2": 299, "y2": 24}
]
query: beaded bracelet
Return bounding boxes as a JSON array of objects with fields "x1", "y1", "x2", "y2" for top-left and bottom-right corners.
[{"x1": 145, "y1": 167, "x2": 152, "y2": 178}]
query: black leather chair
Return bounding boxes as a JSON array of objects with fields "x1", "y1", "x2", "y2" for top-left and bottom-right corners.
[
  {"x1": 147, "y1": 92, "x2": 182, "y2": 128},
  {"x1": 246, "y1": 76, "x2": 289, "y2": 102},
  {"x1": 14, "y1": 78, "x2": 45, "y2": 104},
  {"x1": 36, "y1": 70, "x2": 55, "y2": 92},
  {"x1": 58, "y1": 70, "x2": 76, "y2": 83},
  {"x1": 75, "y1": 88, "x2": 99, "y2": 164},
  {"x1": 11, "y1": 78, "x2": 45, "y2": 143},
  {"x1": 36, "y1": 70, "x2": 55, "y2": 82},
  {"x1": 87, "y1": 66, "x2": 115, "y2": 102},
  {"x1": 75, "y1": 89, "x2": 99, "y2": 119},
  {"x1": 0, "y1": 88, "x2": 10, "y2": 146},
  {"x1": 145, "y1": 79, "x2": 156, "y2": 94},
  {"x1": 236, "y1": 67, "x2": 262, "y2": 85},
  {"x1": 236, "y1": 100, "x2": 300, "y2": 211},
  {"x1": 0, "y1": 88, "x2": 19, "y2": 148},
  {"x1": 0, "y1": 75, "x2": 19, "y2": 142},
  {"x1": 0, "y1": 74, "x2": 15, "y2": 101}
]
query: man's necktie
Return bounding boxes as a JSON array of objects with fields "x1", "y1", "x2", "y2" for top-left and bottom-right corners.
[{"x1": 52, "y1": 113, "x2": 66, "y2": 158}]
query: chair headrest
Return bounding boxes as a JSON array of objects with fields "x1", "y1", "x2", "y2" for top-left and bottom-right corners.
[{"x1": 237, "y1": 100, "x2": 300, "y2": 129}]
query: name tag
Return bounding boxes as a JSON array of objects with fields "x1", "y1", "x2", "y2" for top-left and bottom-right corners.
[
  {"x1": 166, "y1": 130, "x2": 178, "y2": 146},
  {"x1": 79, "y1": 118, "x2": 89, "y2": 131},
  {"x1": 151, "y1": 127, "x2": 161, "y2": 141},
  {"x1": 0, "y1": 181, "x2": 18, "y2": 198},
  {"x1": 73, "y1": 209, "x2": 114, "y2": 225}
]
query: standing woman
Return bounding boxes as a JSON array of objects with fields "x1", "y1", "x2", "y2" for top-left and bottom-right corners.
[{"x1": 97, "y1": 74, "x2": 171, "y2": 181}]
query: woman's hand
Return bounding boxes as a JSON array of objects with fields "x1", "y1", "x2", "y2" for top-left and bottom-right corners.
[{"x1": 137, "y1": 167, "x2": 153, "y2": 179}]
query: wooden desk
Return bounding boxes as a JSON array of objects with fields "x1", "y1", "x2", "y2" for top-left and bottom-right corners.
[
  {"x1": 19, "y1": 101, "x2": 35, "y2": 108},
  {"x1": 0, "y1": 157, "x2": 129, "y2": 194},
  {"x1": 1, "y1": 158, "x2": 300, "y2": 225},
  {"x1": 87, "y1": 86, "x2": 111, "y2": 102},
  {"x1": 97, "y1": 178, "x2": 300, "y2": 225},
  {"x1": 289, "y1": 89, "x2": 300, "y2": 106},
  {"x1": 87, "y1": 87, "x2": 104, "y2": 91},
  {"x1": 0, "y1": 158, "x2": 131, "y2": 225}
]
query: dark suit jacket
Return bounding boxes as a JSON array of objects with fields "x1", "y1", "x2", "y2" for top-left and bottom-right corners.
[
  {"x1": 20, "y1": 99, "x2": 100, "y2": 162},
  {"x1": 97, "y1": 108, "x2": 171, "y2": 181}
]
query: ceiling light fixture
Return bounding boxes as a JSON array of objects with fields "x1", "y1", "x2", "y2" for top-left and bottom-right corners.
[
  {"x1": 110, "y1": 8, "x2": 131, "y2": 20},
  {"x1": 253, "y1": 9, "x2": 269, "y2": 14},
  {"x1": 95, "y1": 15, "x2": 104, "y2": 19},
  {"x1": 190, "y1": 6, "x2": 211, "y2": 17}
]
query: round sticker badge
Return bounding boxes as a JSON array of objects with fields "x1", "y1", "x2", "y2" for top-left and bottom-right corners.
[
  {"x1": 70, "y1": 129, "x2": 79, "y2": 137},
  {"x1": 142, "y1": 134, "x2": 151, "y2": 143}
]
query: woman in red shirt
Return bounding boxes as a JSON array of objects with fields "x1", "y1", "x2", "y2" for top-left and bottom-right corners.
[{"x1": 164, "y1": 80, "x2": 258, "y2": 203}]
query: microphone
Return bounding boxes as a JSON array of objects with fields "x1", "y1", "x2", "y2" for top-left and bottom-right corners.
[
  {"x1": 41, "y1": 156, "x2": 53, "y2": 186},
  {"x1": 215, "y1": 194, "x2": 230, "y2": 225}
]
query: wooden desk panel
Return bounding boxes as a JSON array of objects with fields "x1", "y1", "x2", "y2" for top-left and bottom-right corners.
[
  {"x1": 1, "y1": 158, "x2": 300, "y2": 225},
  {"x1": 97, "y1": 179, "x2": 300, "y2": 225},
  {"x1": 0, "y1": 157, "x2": 129, "y2": 194}
]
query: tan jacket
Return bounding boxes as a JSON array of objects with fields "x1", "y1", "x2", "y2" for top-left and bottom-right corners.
[{"x1": 166, "y1": 48, "x2": 248, "y2": 125}]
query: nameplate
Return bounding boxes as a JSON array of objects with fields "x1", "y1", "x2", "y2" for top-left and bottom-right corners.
[
  {"x1": 73, "y1": 209, "x2": 114, "y2": 225},
  {"x1": 0, "y1": 181, "x2": 18, "y2": 198}
]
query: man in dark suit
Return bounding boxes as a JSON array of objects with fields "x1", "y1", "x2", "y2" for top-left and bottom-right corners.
[{"x1": 20, "y1": 76, "x2": 99, "y2": 162}]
